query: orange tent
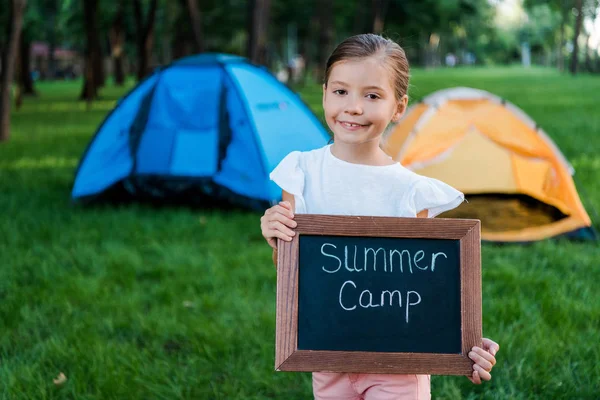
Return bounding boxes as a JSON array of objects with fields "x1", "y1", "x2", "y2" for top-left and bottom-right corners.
[{"x1": 384, "y1": 87, "x2": 596, "y2": 242}]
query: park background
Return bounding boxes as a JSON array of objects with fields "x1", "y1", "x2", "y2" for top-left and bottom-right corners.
[{"x1": 0, "y1": 0, "x2": 599, "y2": 398}]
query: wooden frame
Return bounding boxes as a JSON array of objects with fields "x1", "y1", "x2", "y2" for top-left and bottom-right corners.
[{"x1": 275, "y1": 214, "x2": 482, "y2": 375}]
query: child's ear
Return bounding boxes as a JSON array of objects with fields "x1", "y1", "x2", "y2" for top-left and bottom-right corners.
[{"x1": 391, "y1": 95, "x2": 409, "y2": 123}]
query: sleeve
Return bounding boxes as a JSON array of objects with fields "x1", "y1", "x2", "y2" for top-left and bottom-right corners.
[
  {"x1": 408, "y1": 177, "x2": 464, "y2": 218},
  {"x1": 269, "y1": 151, "x2": 307, "y2": 213}
]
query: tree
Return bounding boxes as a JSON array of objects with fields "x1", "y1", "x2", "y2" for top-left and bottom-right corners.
[
  {"x1": 109, "y1": 4, "x2": 126, "y2": 86},
  {"x1": 570, "y1": 0, "x2": 584, "y2": 74},
  {"x1": 0, "y1": 0, "x2": 27, "y2": 142},
  {"x1": 133, "y1": 0, "x2": 158, "y2": 80},
  {"x1": 587, "y1": 0, "x2": 600, "y2": 72},
  {"x1": 39, "y1": 0, "x2": 61, "y2": 79},
  {"x1": 171, "y1": 1, "x2": 194, "y2": 60},
  {"x1": 186, "y1": 0, "x2": 205, "y2": 53},
  {"x1": 247, "y1": 0, "x2": 271, "y2": 65},
  {"x1": 15, "y1": 0, "x2": 50, "y2": 103},
  {"x1": 14, "y1": 31, "x2": 35, "y2": 110},
  {"x1": 372, "y1": 0, "x2": 390, "y2": 35},
  {"x1": 524, "y1": 0, "x2": 573, "y2": 71},
  {"x1": 80, "y1": 0, "x2": 103, "y2": 101},
  {"x1": 317, "y1": 0, "x2": 333, "y2": 81},
  {"x1": 517, "y1": 4, "x2": 561, "y2": 66},
  {"x1": 384, "y1": 0, "x2": 494, "y2": 67}
]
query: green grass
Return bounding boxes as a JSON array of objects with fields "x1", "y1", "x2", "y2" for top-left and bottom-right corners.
[{"x1": 1, "y1": 67, "x2": 599, "y2": 399}]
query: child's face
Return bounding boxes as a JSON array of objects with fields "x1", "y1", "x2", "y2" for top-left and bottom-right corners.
[{"x1": 323, "y1": 57, "x2": 405, "y2": 147}]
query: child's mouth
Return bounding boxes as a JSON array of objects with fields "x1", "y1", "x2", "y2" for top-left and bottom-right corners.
[{"x1": 338, "y1": 121, "x2": 368, "y2": 130}]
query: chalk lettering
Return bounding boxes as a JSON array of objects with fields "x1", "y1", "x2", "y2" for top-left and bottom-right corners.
[
  {"x1": 359, "y1": 290, "x2": 380, "y2": 308},
  {"x1": 414, "y1": 250, "x2": 427, "y2": 271},
  {"x1": 364, "y1": 247, "x2": 386, "y2": 272},
  {"x1": 339, "y1": 280, "x2": 357, "y2": 311},
  {"x1": 406, "y1": 291, "x2": 422, "y2": 323},
  {"x1": 381, "y1": 290, "x2": 402, "y2": 307},
  {"x1": 344, "y1": 245, "x2": 358, "y2": 272},
  {"x1": 431, "y1": 252, "x2": 447, "y2": 272},
  {"x1": 320, "y1": 245, "x2": 448, "y2": 274},
  {"x1": 321, "y1": 243, "x2": 341, "y2": 273},
  {"x1": 339, "y1": 284, "x2": 422, "y2": 323}
]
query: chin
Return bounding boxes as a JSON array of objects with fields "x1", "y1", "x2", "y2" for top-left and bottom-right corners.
[{"x1": 334, "y1": 136, "x2": 372, "y2": 145}]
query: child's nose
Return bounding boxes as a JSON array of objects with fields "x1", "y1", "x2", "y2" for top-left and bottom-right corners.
[{"x1": 344, "y1": 98, "x2": 363, "y2": 115}]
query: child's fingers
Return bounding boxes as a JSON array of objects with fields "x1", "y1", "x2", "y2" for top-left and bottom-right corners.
[
  {"x1": 482, "y1": 338, "x2": 500, "y2": 356},
  {"x1": 270, "y1": 221, "x2": 296, "y2": 238},
  {"x1": 470, "y1": 346, "x2": 496, "y2": 368},
  {"x1": 266, "y1": 222, "x2": 295, "y2": 242},
  {"x1": 279, "y1": 201, "x2": 293, "y2": 211},
  {"x1": 268, "y1": 204, "x2": 295, "y2": 220},
  {"x1": 267, "y1": 237, "x2": 277, "y2": 249},
  {"x1": 469, "y1": 370, "x2": 481, "y2": 385},
  {"x1": 268, "y1": 210, "x2": 297, "y2": 228},
  {"x1": 473, "y1": 364, "x2": 492, "y2": 381},
  {"x1": 469, "y1": 351, "x2": 492, "y2": 372}
]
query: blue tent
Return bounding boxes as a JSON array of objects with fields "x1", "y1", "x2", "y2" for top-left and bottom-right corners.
[{"x1": 72, "y1": 53, "x2": 329, "y2": 209}]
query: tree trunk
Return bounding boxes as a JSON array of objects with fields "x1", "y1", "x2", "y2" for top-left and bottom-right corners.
[
  {"x1": 172, "y1": 30, "x2": 193, "y2": 59},
  {"x1": 352, "y1": 1, "x2": 366, "y2": 34},
  {"x1": 172, "y1": 0, "x2": 194, "y2": 59},
  {"x1": 317, "y1": 0, "x2": 334, "y2": 83},
  {"x1": 569, "y1": 0, "x2": 583, "y2": 75},
  {"x1": 110, "y1": 4, "x2": 126, "y2": 86},
  {"x1": 18, "y1": 35, "x2": 35, "y2": 95},
  {"x1": 589, "y1": 1, "x2": 599, "y2": 73},
  {"x1": 47, "y1": 33, "x2": 56, "y2": 80},
  {"x1": 301, "y1": 7, "x2": 320, "y2": 83},
  {"x1": 186, "y1": 0, "x2": 204, "y2": 53},
  {"x1": 80, "y1": 0, "x2": 102, "y2": 100},
  {"x1": 247, "y1": 0, "x2": 272, "y2": 66},
  {"x1": 583, "y1": 33, "x2": 591, "y2": 72},
  {"x1": 134, "y1": 0, "x2": 158, "y2": 81},
  {"x1": 0, "y1": 0, "x2": 27, "y2": 142},
  {"x1": 557, "y1": 18, "x2": 565, "y2": 71},
  {"x1": 14, "y1": 33, "x2": 35, "y2": 110},
  {"x1": 372, "y1": 0, "x2": 390, "y2": 35}
]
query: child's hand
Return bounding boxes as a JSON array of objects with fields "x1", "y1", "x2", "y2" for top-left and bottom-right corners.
[
  {"x1": 468, "y1": 338, "x2": 499, "y2": 384},
  {"x1": 260, "y1": 201, "x2": 297, "y2": 249}
]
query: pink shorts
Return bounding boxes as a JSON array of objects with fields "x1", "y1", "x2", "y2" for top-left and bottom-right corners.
[{"x1": 312, "y1": 372, "x2": 431, "y2": 400}]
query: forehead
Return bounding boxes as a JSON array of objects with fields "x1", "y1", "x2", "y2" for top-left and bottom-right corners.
[{"x1": 328, "y1": 57, "x2": 394, "y2": 91}]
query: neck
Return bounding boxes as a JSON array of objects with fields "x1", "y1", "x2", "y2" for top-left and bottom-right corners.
[{"x1": 330, "y1": 141, "x2": 394, "y2": 166}]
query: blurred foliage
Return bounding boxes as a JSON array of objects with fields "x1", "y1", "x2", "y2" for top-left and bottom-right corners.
[{"x1": 1, "y1": 0, "x2": 599, "y2": 71}]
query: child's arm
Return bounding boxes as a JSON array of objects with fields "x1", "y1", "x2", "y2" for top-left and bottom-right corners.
[{"x1": 260, "y1": 191, "x2": 296, "y2": 267}]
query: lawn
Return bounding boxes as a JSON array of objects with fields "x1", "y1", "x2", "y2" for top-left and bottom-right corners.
[{"x1": 0, "y1": 67, "x2": 598, "y2": 399}]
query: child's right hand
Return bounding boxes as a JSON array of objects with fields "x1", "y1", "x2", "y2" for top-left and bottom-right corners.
[{"x1": 260, "y1": 201, "x2": 297, "y2": 249}]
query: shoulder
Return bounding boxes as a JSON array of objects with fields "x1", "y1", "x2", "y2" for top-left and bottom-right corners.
[
  {"x1": 278, "y1": 145, "x2": 329, "y2": 176},
  {"x1": 270, "y1": 145, "x2": 329, "y2": 188},
  {"x1": 382, "y1": 163, "x2": 423, "y2": 187},
  {"x1": 402, "y1": 170, "x2": 464, "y2": 217},
  {"x1": 277, "y1": 145, "x2": 328, "y2": 168},
  {"x1": 298, "y1": 144, "x2": 329, "y2": 165}
]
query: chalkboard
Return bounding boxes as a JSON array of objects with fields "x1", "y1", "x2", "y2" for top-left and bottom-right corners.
[
  {"x1": 275, "y1": 214, "x2": 482, "y2": 375},
  {"x1": 298, "y1": 235, "x2": 461, "y2": 353}
]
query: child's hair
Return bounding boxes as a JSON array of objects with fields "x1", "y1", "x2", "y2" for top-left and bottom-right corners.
[{"x1": 324, "y1": 34, "x2": 410, "y2": 101}]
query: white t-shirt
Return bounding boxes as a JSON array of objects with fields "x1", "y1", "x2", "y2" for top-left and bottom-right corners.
[{"x1": 270, "y1": 144, "x2": 464, "y2": 218}]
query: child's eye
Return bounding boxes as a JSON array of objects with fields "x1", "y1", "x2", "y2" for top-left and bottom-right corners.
[
  {"x1": 333, "y1": 89, "x2": 347, "y2": 95},
  {"x1": 366, "y1": 93, "x2": 380, "y2": 100}
]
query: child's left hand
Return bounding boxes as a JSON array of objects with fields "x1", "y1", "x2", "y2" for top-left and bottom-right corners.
[{"x1": 468, "y1": 338, "x2": 499, "y2": 384}]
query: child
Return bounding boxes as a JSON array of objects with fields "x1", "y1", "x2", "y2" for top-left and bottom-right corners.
[{"x1": 260, "y1": 33, "x2": 499, "y2": 399}]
